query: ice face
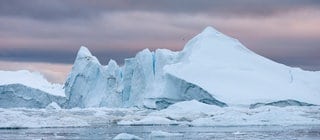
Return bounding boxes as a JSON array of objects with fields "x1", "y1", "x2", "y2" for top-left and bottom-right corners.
[
  {"x1": 64, "y1": 46, "x2": 123, "y2": 108},
  {"x1": 126, "y1": 49, "x2": 155, "y2": 107}
]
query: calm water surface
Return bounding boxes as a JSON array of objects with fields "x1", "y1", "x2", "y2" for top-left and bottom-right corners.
[{"x1": 0, "y1": 125, "x2": 319, "y2": 140}]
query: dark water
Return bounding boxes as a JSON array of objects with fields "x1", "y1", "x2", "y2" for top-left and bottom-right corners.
[{"x1": 0, "y1": 125, "x2": 319, "y2": 140}]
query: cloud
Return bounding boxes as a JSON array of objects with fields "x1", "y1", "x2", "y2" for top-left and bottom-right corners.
[
  {"x1": 0, "y1": 0, "x2": 319, "y2": 70},
  {"x1": 1, "y1": 0, "x2": 319, "y2": 21}
]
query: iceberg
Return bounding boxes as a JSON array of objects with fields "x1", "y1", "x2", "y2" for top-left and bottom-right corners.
[
  {"x1": 65, "y1": 46, "x2": 224, "y2": 108},
  {"x1": 64, "y1": 26, "x2": 320, "y2": 109},
  {"x1": 2, "y1": 26, "x2": 319, "y2": 109},
  {"x1": 1, "y1": 26, "x2": 320, "y2": 129},
  {"x1": 0, "y1": 70, "x2": 65, "y2": 108}
]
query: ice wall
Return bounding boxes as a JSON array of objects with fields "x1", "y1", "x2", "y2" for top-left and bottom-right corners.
[
  {"x1": 64, "y1": 45, "x2": 226, "y2": 109},
  {"x1": 64, "y1": 47, "x2": 123, "y2": 108}
]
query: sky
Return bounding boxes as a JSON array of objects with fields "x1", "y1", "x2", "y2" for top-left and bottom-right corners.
[{"x1": 0, "y1": 0, "x2": 320, "y2": 83}]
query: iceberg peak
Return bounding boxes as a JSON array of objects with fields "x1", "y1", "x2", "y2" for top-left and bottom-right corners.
[
  {"x1": 77, "y1": 46, "x2": 93, "y2": 58},
  {"x1": 180, "y1": 26, "x2": 241, "y2": 61},
  {"x1": 200, "y1": 26, "x2": 222, "y2": 37},
  {"x1": 107, "y1": 59, "x2": 118, "y2": 67},
  {"x1": 106, "y1": 59, "x2": 119, "y2": 71},
  {"x1": 75, "y1": 46, "x2": 100, "y2": 64}
]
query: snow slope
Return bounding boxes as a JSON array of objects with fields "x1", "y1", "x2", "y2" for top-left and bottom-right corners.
[
  {"x1": 165, "y1": 26, "x2": 320, "y2": 106},
  {"x1": 0, "y1": 70, "x2": 65, "y2": 97}
]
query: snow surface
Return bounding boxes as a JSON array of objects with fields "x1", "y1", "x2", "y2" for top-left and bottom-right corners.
[{"x1": 0, "y1": 70, "x2": 65, "y2": 97}]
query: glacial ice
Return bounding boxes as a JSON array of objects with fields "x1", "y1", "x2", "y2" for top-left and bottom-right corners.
[
  {"x1": 0, "y1": 70, "x2": 65, "y2": 108},
  {"x1": 64, "y1": 46, "x2": 123, "y2": 108},
  {"x1": 0, "y1": 70, "x2": 65, "y2": 97},
  {"x1": 1, "y1": 26, "x2": 320, "y2": 109},
  {"x1": 64, "y1": 26, "x2": 320, "y2": 109},
  {"x1": 64, "y1": 45, "x2": 231, "y2": 109},
  {"x1": 164, "y1": 26, "x2": 320, "y2": 106},
  {"x1": 0, "y1": 84, "x2": 65, "y2": 108},
  {"x1": 1, "y1": 26, "x2": 320, "y2": 129}
]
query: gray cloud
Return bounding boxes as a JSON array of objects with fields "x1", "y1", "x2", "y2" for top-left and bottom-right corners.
[
  {"x1": 0, "y1": 0, "x2": 319, "y2": 74},
  {"x1": 0, "y1": 47, "x2": 138, "y2": 65},
  {"x1": 1, "y1": 0, "x2": 319, "y2": 21}
]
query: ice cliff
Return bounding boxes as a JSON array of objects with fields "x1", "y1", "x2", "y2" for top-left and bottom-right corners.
[
  {"x1": 64, "y1": 26, "x2": 320, "y2": 109},
  {"x1": 64, "y1": 47, "x2": 123, "y2": 108}
]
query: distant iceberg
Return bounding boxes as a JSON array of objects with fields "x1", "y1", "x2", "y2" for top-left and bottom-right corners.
[{"x1": 0, "y1": 70, "x2": 65, "y2": 108}]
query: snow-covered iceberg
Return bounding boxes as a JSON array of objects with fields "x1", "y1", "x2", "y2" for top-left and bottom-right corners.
[
  {"x1": 165, "y1": 27, "x2": 320, "y2": 106},
  {"x1": 65, "y1": 26, "x2": 320, "y2": 109},
  {"x1": 2, "y1": 26, "x2": 318, "y2": 109},
  {"x1": 0, "y1": 70, "x2": 66, "y2": 108}
]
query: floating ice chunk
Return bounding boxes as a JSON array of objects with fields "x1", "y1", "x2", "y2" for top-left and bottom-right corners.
[
  {"x1": 151, "y1": 100, "x2": 222, "y2": 121},
  {"x1": 250, "y1": 99, "x2": 316, "y2": 109},
  {"x1": 149, "y1": 130, "x2": 183, "y2": 137},
  {"x1": 113, "y1": 133, "x2": 142, "y2": 140},
  {"x1": 46, "y1": 102, "x2": 61, "y2": 110}
]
